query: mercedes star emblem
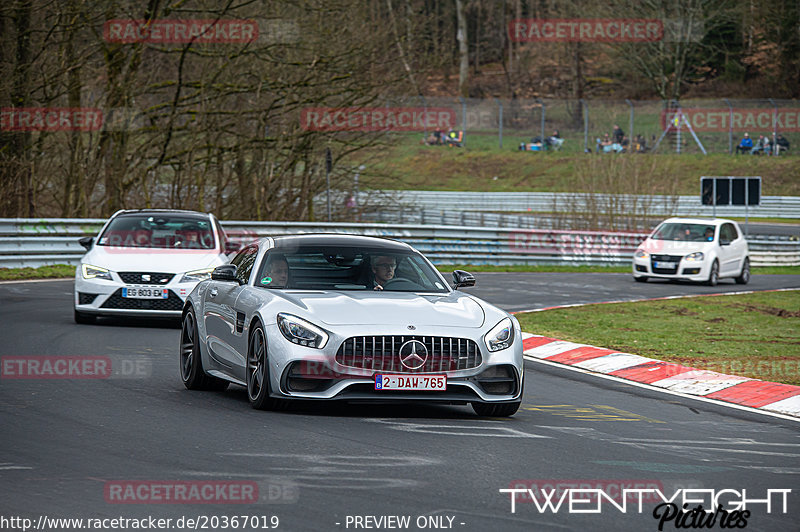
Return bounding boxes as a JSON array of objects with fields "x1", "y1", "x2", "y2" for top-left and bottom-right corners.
[{"x1": 399, "y1": 339, "x2": 428, "y2": 370}]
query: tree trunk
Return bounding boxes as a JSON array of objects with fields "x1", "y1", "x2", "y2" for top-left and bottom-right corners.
[{"x1": 455, "y1": 0, "x2": 468, "y2": 97}]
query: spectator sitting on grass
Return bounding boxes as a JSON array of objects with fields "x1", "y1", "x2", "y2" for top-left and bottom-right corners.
[
  {"x1": 547, "y1": 130, "x2": 564, "y2": 150},
  {"x1": 735, "y1": 133, "x2": 752, "y2": 154},
  {"x1": 612, "y1": 124, "x2": 625, "y2": 144},
  {"x1": 750, "y1": 135, "x2": 767, "y2": 155},
  {"x1": 775, "y1": 134, "x2": 790, "y2": 154}
]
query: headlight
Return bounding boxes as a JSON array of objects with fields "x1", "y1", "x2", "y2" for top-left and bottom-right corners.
[
  {"x1": 484, "y1": 317, "x2": 514, "y2": 352},
  {"x1": 685, "y1": 252, "x2": 704, "y2": 262},
  {"x1": 81, "y1": 264, "x2": 112, "y2": 280},
  {"x1": 277, "y1": 313, "x2": 329, "y2": 349},
  {"x1": 180, "y1": 267, "x2": 214, "y2": 283},
  {"x1": 635, "y1": 249, "x2": 649, "y2": 259}
]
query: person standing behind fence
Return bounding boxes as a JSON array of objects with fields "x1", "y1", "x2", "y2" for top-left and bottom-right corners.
[{"x1": 612, "y1": 124, "x2": 625, "y2": 144}]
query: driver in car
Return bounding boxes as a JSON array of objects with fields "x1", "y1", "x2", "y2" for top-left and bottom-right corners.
[{"x1": 371, "y1": 255, "x2": 396, "y2": 290}]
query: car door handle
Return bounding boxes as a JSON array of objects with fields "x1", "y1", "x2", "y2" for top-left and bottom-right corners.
[{"x1": 210, "y1": 288, "x2": 218, "y2": 297}]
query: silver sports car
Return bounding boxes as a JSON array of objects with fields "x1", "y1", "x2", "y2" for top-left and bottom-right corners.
[{"x1": 180, "y1": 234, "x2": 524, "y2": 416}]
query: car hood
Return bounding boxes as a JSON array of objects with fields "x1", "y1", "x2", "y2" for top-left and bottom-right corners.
[
  {"x1": 639, "y1": 238, "x2": 712, "y2": 256},
  {"x1": 276, "y1": 291, "x2": 487, "y2": 328},
  {"x1": 81, "y1": 246, "x2": 225, "y2": 273}
]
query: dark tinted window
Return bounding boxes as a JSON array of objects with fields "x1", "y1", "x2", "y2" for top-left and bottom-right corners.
[
  {"x1": 230, "y1": 245, "x2": 258, "y2": 284},
  {"x1": 721, "y1": 223, "x2": 738, "y2": 242}
]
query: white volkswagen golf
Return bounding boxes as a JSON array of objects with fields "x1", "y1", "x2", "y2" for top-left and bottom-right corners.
[
  {"x1": 632, "y1": 217, "x2": 750, "y2": 286},
  {"x1": 74, "y1": 209, "x2": 239, "y2": 323}
]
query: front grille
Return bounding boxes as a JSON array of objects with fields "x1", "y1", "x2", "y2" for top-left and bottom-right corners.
[
  {"x1": 650, "y1": 254, "x2": 681, "y2": 262},
  {"x1": 118, "y1": 272, "x2": 174, "y2": 284},
  {"x1": 78, "y1": 292, "x2": 98, "y2": 305},
  {"x1": 336, "y1": 336, "x2": 482, "y2": 373},
  {"x1": 651, "y1": 254, "x2": 682, "y2": 275},
  {"x1": 101, "y1": 289, "x2": 183, "y2": 311}
]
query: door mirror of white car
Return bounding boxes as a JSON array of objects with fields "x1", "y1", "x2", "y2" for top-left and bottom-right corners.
[
  {"x1": 78, "y1": 236, "x2": 94, "y2": 250},
  {"x1": 211, "y1": 264, "x2": 240, "y2": 284},
  {"x1": 452, "y1": 270, "x2": 476, "y2": 289},
  {"x1": 720, "y1": 239, "x2": 731, "y2": 246}
]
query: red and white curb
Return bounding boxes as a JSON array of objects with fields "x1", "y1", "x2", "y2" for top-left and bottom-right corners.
[{"x1": 521, "y1": 332, "x2": 800, "y2": 419}]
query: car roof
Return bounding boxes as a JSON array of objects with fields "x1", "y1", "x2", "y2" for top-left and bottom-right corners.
[
  {"x1": 659, "y1": 217, "x2": 735, "y2": 225},
  {"x1": 267, "y1": 233, "x2": 413, "y2": 252},
  {"x1": 112, "y1": 209, "x2": 212, "y2": 219}
]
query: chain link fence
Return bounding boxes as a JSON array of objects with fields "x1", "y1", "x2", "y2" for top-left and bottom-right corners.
[{"x1": 394, "y1": 96, "x2": 798, "y2": 155}]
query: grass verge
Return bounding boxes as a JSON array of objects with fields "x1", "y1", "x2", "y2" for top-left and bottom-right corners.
[
  {"x1": 0, "y1": 264, "x2": 75, "y2": 281},
  {"x1": 516, "y1": 291, "x2": 800, "y2": 386}
]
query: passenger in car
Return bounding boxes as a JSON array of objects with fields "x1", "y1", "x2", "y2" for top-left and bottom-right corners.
[
  {"x1": 260, "y1": 254, "x2": 290, "y2": 288},
  {"x1": 704, "y1": 227, "x2": 715, "y2": 241},
  {"x1": 371, "y1": 255, "x2": 397, "y2": 290}
]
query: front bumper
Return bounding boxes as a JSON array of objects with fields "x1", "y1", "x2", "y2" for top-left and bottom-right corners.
[
  {"x1": 74, "y1": 270, "x2": 202, "y2": 318},
  {"x1": 260, "y1": 324, "x2": 525, "y2": 404},
  {"x1": 632, "y1": 256, "x2": 709, "y2": 282}
]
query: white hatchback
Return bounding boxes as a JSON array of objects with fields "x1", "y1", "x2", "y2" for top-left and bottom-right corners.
[
  {"x1": 74, "y1": 209, "x2": 239, "y2": 323},
  {"x1": 632, "y1": 217, "x2": 750, "y2": 286}
]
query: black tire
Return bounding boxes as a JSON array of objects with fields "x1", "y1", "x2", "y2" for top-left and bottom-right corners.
[
  {"x1": 180, "y1": 308, "x2": 229, "y2": 391},
  {"x1": 634, "y1": 276, "x2": 648, "y2": 283},
  {"x1": 74, "y1": 308, "x2": 96, "y2": 324},
  {"x1": 705, "y1": 260, "x2": 719, "y2": 286},
  {"x1": 735, "y1": 258, "x2": 751, "y2": 285},
  {"x1": 471, "y1": 401, "x2": 521, "y2": 417},
  {"x1": 247, "y1": 323, "x2": 290, "y2": 411}
]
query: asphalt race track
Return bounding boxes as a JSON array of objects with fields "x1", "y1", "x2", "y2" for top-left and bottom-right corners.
[{"x1": 1, "y1": 275, "x2": 799, "y2": 532}]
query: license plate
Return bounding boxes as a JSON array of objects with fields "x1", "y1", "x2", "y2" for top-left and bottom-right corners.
[
  {"x1": 653, "y1": 261, "x2": 676, "y2": 269},
  {"x1": 375, "y1": 374, "x2": 447, "y2": 391},
  {"x1": 122, "y1": 287, "x2": 169, "y2": 299}
]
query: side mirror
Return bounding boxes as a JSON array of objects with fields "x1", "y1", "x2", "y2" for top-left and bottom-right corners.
[
  {"x1": 78, "y1": 236, "x2": 94, "y2": 250},
  {"x1": 225, "y1": 241, "x2": 242, "y2": 253},
  {"x1": 211, "y1": 264, "x2": 240, "y2": 284},
  {"x1": 720, "y1": 239, "x2": 731, "y2": 246},
  {"x1": 452, "y1": 270, "x2": 476, "y2": 289}
]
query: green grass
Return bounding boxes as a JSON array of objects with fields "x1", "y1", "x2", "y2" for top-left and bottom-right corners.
[
  {"x1": 516, "y1": 291, "x2": 800, "y2": 386},
  {"x1": 354, "y1": 133, "x2": 800, "y2": 197},
  {"x1": 0, "y1": 264, "x2": 75, "y2": 280}
]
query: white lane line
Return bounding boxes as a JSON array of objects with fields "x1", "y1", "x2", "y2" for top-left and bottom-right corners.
[{"x1": 524, "y1": 355, "x2": 800, "y2": 424}]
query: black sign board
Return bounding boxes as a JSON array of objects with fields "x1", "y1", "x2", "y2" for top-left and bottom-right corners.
[{"x1": 701, "y1": 177, "x2": 760, "y2": 206}]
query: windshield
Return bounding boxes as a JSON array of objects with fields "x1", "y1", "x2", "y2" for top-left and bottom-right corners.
[
  {"x1": 97, "y1": 214, "x2": 216, "y2": 249},
  {"x1": 256, "y1": 246, "x2": 449, "y2": 293},
  {"x1": 652, "y1": 223, "x2": 715, "y2": 242}
]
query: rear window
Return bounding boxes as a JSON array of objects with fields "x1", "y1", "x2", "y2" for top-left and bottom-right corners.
[{"x1": 97, "y1": 214, "x2": 215, "y2": 249}]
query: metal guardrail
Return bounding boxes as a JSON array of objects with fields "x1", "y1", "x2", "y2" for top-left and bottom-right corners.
[
  {"x1": 1, "y1": 218, "x2": 798, "y2": 269},
  {"x1": 377, "y1": 191, "x2": 800, "y2": 219}
]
